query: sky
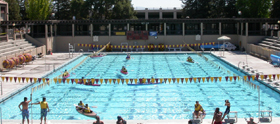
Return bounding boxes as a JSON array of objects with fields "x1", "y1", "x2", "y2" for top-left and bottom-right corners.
[{"x1": 131, "y1": 0, "x2": 183, "y2": 10}]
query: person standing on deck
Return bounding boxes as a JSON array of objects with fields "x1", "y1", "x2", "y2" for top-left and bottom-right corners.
[
  {"x1": 31, "y1": 97, "x2": 50, "y2": 124},
  {"x1": 18, "y1": 95, "x2": 32, "y2": 124}
]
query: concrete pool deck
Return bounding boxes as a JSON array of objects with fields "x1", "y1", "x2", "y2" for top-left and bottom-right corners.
[{"x1": 0, "y1": 51, "x2": 280, "y2": 124}]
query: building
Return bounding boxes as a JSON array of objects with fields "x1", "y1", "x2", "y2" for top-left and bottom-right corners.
[
  {"x1": 135, "y1": 8, "x2": 182, "y2": 19},
  {"x1": 0, "y1": 0, "x2": 8, "y2": 22}
]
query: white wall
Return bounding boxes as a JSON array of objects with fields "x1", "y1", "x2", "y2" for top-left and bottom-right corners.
[{"x1": 36, "y1": 35, "x2": 266, "y2": 52}]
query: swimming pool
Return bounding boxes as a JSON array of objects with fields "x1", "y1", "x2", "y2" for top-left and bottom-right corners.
[{"x1": 1, "y1": 53, "x2": 280, "y2": 120}]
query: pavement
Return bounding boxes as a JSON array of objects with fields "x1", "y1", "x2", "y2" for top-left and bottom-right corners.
[{"x1": 1, "y1": 51, "x2": 280, "y2": 124}]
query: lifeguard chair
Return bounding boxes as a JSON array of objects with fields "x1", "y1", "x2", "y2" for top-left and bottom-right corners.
[
  {"x1": 224, "y1": 111, "x2": 238, "y2": 123},
  {"x1": 259, "y1": 110, "x2": 272, "y2": 122},
  {"x1": 121, "y1": 42, "x2": 128, "y2": 51}
]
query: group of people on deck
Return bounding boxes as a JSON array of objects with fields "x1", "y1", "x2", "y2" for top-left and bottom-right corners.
[
  {"x1": 194, "y1": 100, "x2": 256, "y2": 124},
  {"x1": 193, "y1": 100, "x2": 229, "y2": 124}
]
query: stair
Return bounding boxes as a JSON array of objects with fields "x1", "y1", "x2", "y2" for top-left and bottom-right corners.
[{"x1": 0, "y1": 39, "x2": 38, "y2": 57}]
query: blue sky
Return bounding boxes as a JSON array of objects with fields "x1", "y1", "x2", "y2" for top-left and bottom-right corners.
[{"x1": 131, "y1": 0, "x2": 183, "y2": 10}]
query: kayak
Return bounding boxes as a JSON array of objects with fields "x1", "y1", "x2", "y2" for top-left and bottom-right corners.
[
  {"x1": 127, "y1": 82, "x2": 163, "y2": 86},
  {"x1": 63, "y1": 74, "x2": 70, "y2": 79},
  {"x1": 78, "y1": 82, "x2": 100, "y2": 86},
  {"x1": 121, "y1": 70, "x2": 128, "y2": 74},
  {"x1": 75, "y1": 107, "x2": 97, "y2": 118}
]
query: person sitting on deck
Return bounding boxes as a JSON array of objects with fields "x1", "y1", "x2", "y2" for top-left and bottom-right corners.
[
  {"x1": 121, "y1": 66, "x2": 127, "y2": 72},
  {"x1": 76, "y1": 101, "x2": 84, "y2": 110},
  {"x1": 194, "y1": 101, "x2": 203, "y2": 119},
  {"x1": 63, "y1": 70, "x2": 69, "y2": 77},
  {"x1": 83, "y1": 104, "x2": 92, "y2": 113}
]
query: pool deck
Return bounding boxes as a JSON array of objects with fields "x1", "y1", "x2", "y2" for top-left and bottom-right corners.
[{"x1": 1, "y1": 52, "x2": 280, "y2": 124}]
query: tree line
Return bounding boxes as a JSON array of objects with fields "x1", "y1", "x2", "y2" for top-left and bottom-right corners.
[
  {"x1": 5, "y1": 0, "x2": 280, "y2": 21},
  {"x1": 6, "y1": 0, "x2": 137, "y2": 20},
  {"x1": 181, "y1": 0, "x2": 280, "y2": 18}
]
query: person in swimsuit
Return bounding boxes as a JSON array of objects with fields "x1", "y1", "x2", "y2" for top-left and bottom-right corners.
[
  {"x1": 121, "y1": 66, "x2": 127, "y2": 72},
  {"x1": 222, "y1": 100, "x2": 230, "y2": 120},
  {"x1": 194, "y1": 101, "x2": 203, "y2": 118},
  {"x1": 63, "y1": 69, "x2": 69, "y2": 77},
  {"x1": 18, "y1": 95, "x2": 32, "y2": 124},
  {"x1": 32, "y1": 97, "x2": 50, "y2": 124},
  {"x1": 126, "y1": 53, "x2": 130, "y2": 59},
  {"x1": 212, "y1": 108, "x2": 223, "y2": 124},
  {"x1": 247, "y1": 117, "x2": 257, "y2": 124},
  {"x1": 117, "y1": 116, "x2": 127, "y2": 124},
  {"x1": 93, "y1": 116, "x2": 104, "y2": 124}
]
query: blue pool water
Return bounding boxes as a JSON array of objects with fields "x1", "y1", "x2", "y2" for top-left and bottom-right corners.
[{"x1": 1, "y1": 53, "x2": 280, "y2": 120}]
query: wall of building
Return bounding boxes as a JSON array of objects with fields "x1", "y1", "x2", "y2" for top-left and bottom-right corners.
[{"x1": 36, "y1": 35, "x2": 265, "y2": 52}]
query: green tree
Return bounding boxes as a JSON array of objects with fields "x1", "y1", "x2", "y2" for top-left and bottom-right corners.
[
  {"x1": 53, "y1": 0, "x2": 71, "y2": 20},
  {"x1": 112, "y1": 0, "x2": 137, "y2": 19},
  {"x1": 85, "y1": 0, "x2": 115, "y2": 19},
  {"x1": 224, "y1": 0, "x2": 237, "y2": 18},
  {"x1": 209, "y1": 0, "x2": 226, "y2": 18},
  {"x1": 70, "y1": 0, "x2": 87, "y2": 20},
  {"x1": 181, "y1": 0, "x2": 212, "y2": 18},
  {"x1": 6, "y1": 0, "x2": 21, "y2": 20},
  {"x1": 271, "y1": 0, "x2": 280, "y2": 18},
  {"x1": 18, "y1": 0, "x2": 28, "y2": 20},
  {"x1": 236, "y1": 0, "x2": 271, "y2": 18},
  {"x1": 25, "y1": 0, "x2": 52, "y2": 20}
]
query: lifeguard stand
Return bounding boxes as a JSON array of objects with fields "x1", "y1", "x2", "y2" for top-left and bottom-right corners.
[
  {"x1": 224, "y1": 111, "x2": 238, "y2": 123},
  {"x1": 121, "y1": 42, "x2": 128, "y2": 51},
  {"x1": 69, "y1": 43, "x2": 74, "y2": 57},
  {"x1": 259, "y1": 110, "x2": 272, "y2": 122}
]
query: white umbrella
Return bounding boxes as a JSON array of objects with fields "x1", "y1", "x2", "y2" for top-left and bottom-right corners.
[
  {"x1": 217, "y1": 36, "x2": 231, "y2": 41},
  {"x1": 217, "y1": 36, "x2": 231, "y2": 56}
]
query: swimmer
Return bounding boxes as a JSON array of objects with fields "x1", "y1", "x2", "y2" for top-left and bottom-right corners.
[
  {"x1": 79, "y1": 77, "x2": 85, "y2": 84},
  {"x1": 121, "y1": 66, "x2": 127, "y2": 72},
  {"x1": 126, "y1": 53, "x2": 131, "y2": 59},
  {"x1": 151, "y1": 77, "x2": 155, "y2": 83},
  {"x1": 63, "y1": 69, "x2": 69, "y2": 77},
  {"x1": 141, "y1": 78, "x2": 145, "y2": 84},
  {"x1": 187, "y1": 56, "x2": 194, "y2": 63}
]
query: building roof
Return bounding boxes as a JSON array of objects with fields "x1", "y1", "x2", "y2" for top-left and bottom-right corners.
[
  {"x1": 0, "y1": 0, "x2": 8, "y2": 4},
  {"x1": 1, "y1": 18, "x2": 279, "y2": 26}
]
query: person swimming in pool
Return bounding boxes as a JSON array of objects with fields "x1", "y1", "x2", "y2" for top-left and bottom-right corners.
[
  {"x1": 79, "y1": 77, "x2": 85, "y2": 84},
  {"x1": 187, "y1": 56, "x2": 194, "y2": 63},
  {"x1": 126, "y1": 53, "x2": 131, "y2": 59},
  {"x1": 63, "y1": 69, "x2": 69, "y2": 77},
  {"x1": 150, "y1": 77, "x2": 154, "y2": 83},
  {"x1": 121, "y1": 66, "x2": 127, "y2": 72}
]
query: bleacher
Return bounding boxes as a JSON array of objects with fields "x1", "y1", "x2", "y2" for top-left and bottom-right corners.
[
  {"x1": 0, "y1": 39, "x2": 36, "y2": 57},
  {"x1": 258, "y1": 37, "x2": 280, "y2": 51}
]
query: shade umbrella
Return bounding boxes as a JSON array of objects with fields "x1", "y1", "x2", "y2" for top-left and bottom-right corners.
[{"x1": 217, "y1": 36, "x2": 231, "y2": 56}]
